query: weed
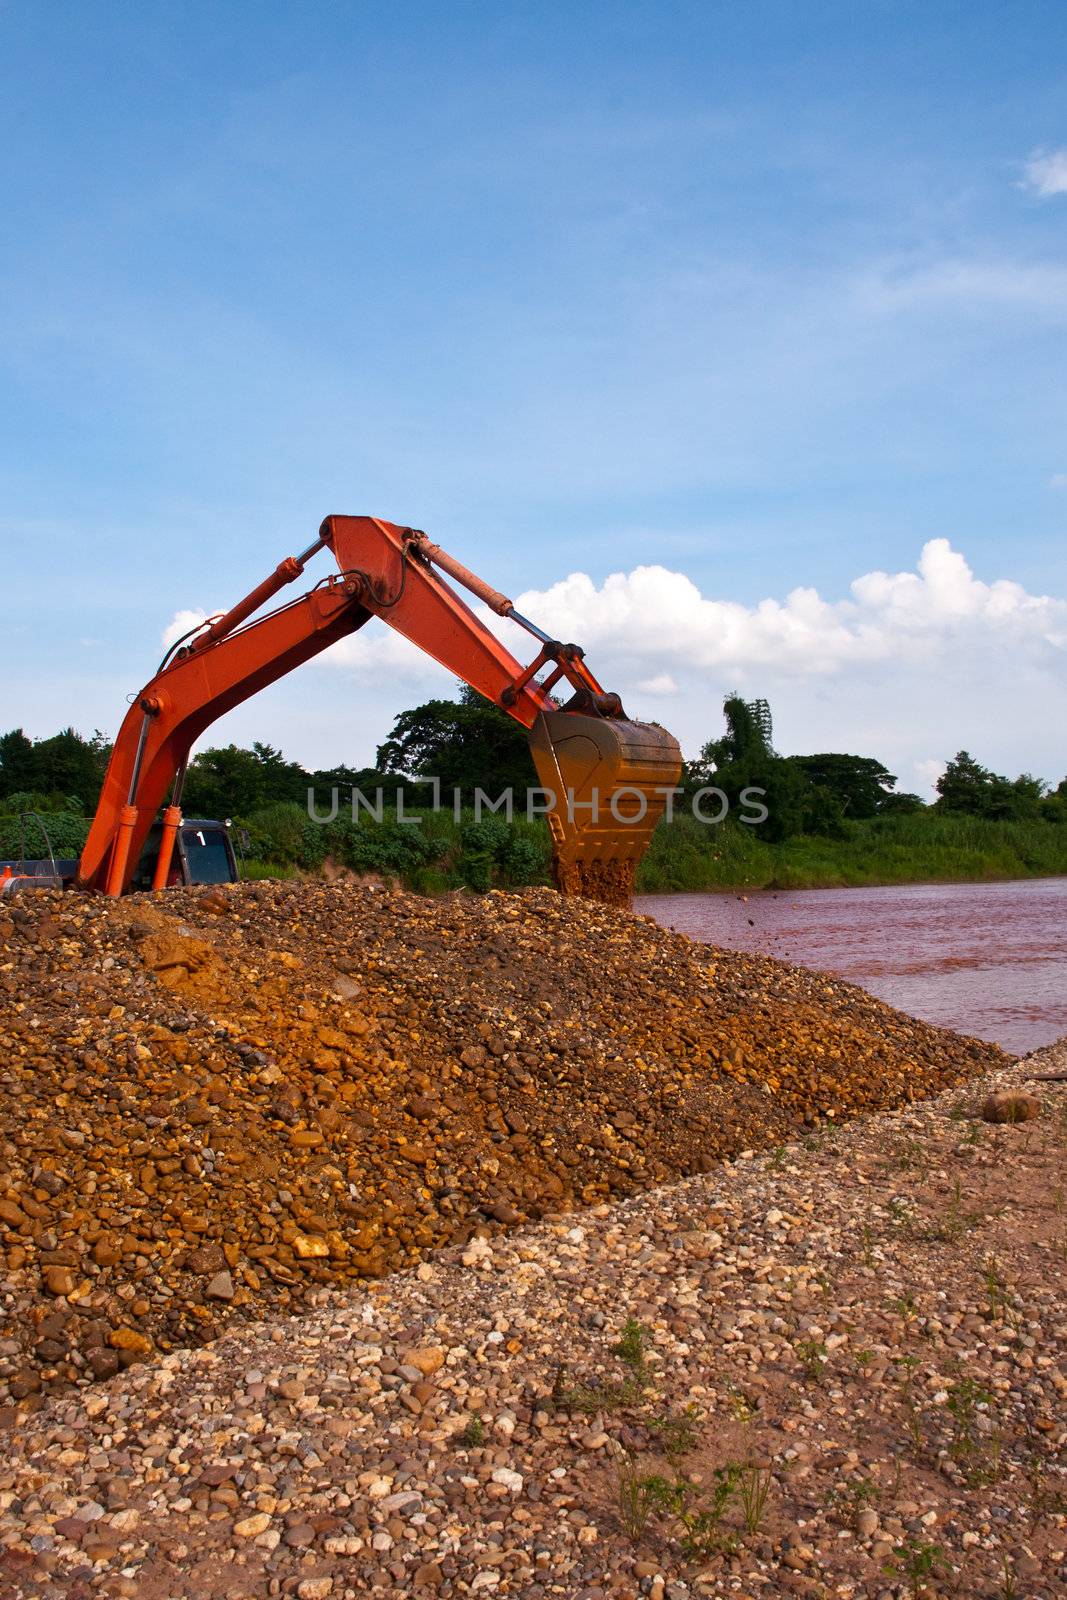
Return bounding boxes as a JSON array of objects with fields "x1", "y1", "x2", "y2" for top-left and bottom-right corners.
[
  {"x1": 648, "y1": 1405, "x2": 701, "y2": 1463},
  {"x1": 860, "y1": 1220, "x2": 877, "y2": 1268},
  {"x1": 892, "y1": 1353, "x2": 925, "y2": 1459},
  {"x1": 768, "y1": 1145, "x2": 788, "y2": 1171},
  {"x1": 854, "y1": 1348, "x2": 874, "y2": 1370},
  {"x1": 554, "y1": 1317, "x2": 652, "y2": 1413},
  {"x1": 890, "y1": 1292, "x2": 919, "y2": 1328},
  {"x1": 828, "y1": 1476, "x2": 880, "y2": 1522},
  {"x1": 613, "y1": 1317, "x2": 650, "y2": 1382},
  {"x1": 459, "y1": 1412, "x2": 485, "y2": 1447},
  {"x1": 983, "y1": 1254, "x2": 1011, "y2": 1322},
  {"x1": 999, "y1": 1554, "x2": 1019, "y2": 1600},
  {"x1": 885, "y1": 1537, "x2": 950, "y2": 1597},
  {"x1": 917, "y1": 1176, "x2": 980, "y2": 1243},
  {"x1": 1052, "y1": 1186, "x2": 1064, "y2": 1216},
  {"x1": 737, "y1": 1463, "x2": 773, "y2": 1534},
  {"x1": 673, "y1": 1464, "x2": 742, "y2": 1557},
  {"x1": 795, "y1": 1336, "x2": 829, "y2": 1382},
  {"x1": 1025, "y1": 1459, "x2": 1067, "y2": 1527},
  {"x1": 614, "y1": 1450, "x2": 674, "y2": 1544},
  {"x1": 946, "y1": 1376, "x2": 997, "y2": 1478},
  {"x1": 723, "y1": 1382, "x2": 754, "y2": 1422}
]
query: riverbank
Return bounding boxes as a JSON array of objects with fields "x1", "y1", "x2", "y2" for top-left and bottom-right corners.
[
  {"x1": 636, "y1": 810, "x2": 1067, "y2": 892},
  {"x1": 1, "y1": 1043, "x2": 1062, "y2": 1599}
]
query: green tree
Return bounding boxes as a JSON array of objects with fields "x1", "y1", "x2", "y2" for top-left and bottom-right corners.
[
  {"x1": 686, "y1": 695, "x2": 808, "y2": 841},
  {"x1": 936, "y1": 751, "x2": 1047, "y2": 821},
  {"x1": 376, "y1": 685, "x2": 536, "y2": 800},
  {"x1": 0, "y1": 729, "x2": 37, "y2": 797},
  {"x1": 788, "y1": 753, "x2": 899, "y2": 819}
]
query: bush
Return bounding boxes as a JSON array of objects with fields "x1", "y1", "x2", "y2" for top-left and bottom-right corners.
[{"x1": 0, "y1": 808, "x2": 89, "y2": 861}]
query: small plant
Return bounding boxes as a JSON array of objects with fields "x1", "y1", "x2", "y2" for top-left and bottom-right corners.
[
  {"x1": 828, "y1": 1475, "x2": 880, "y2": 1523},
  {"x1": 860, "y1": 1220, "x2": 877, "y2": 1268},
  {"x1": 885, "y1": 1537, "x2": 950, "y2": 1597},
  {"x1": 854, "y1": 1348, "x2": 874, "y2": 1370},
  {"x1": 983, "y1": 1254, "x2": 1011, "y2": 1322},
  {"x1": 999, "y1": 1553, "x2": 1019, "y2": 1600},
  {"x1": 795, "y1": 1336, "x2": 829, "y2": 1382},
  {"x1": 614, "y1": 1449, "x2": 674, "y2": 1544},
  {"x1": 946, "y1": 1376, "x2": 994, "y2": 1466},
  {"x1": 737, "y1": 1462, "x2": 773, "y2": 1534},
  {"x1": 459, "y1": 1412, "x2": 485, "y2": 1447},
  {"x1": 892, "y1": 1353, "x2": 925, "y2": 1459},
  {"x1": 613, "y1": 1317, "x2": 650, "y2": 1382},
  {"x1": 723, "y1": 1382, "x2": 754, "y2": 1422},
  {"x1": 553, "y1": 1317, "x2": 654, "y2": 1414},
  {"x1": 1025, "y1": 1458, "x2": 1067, "y2": 1527},
  {"x1": 673, "y1": 1464, "x2": 742, "y2": 1557},
  {"x1": 648, "y1": 1404, "x2": 701, "y2": 1463}
]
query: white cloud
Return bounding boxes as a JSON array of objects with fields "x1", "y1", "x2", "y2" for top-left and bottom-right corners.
[
  {"x1": 1022, "y1": 147, "x2": 1067, "y2": 198},
  {"x1": 913, "y1": 758, "x2": 947, "y2": 799},
  {"x1": 1050, "y1": 473, "x2": 1067, "y2": 489},
  {"x1": 503, "y1": 539, "x2": 1066, "y2": 676},
  {"x1": 159, "y1": 543, "x2": 1066, "y2": 783},
  {"x1": 162, "y1": 607, "x2": 213, "y2": 648}
]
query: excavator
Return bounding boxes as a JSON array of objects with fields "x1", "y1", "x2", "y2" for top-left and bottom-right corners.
[{"x1": 5, "y1": 517, "x2": 682, "y2": 907}]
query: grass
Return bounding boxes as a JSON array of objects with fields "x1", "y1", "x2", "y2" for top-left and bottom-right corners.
[
  {"x1": 238, "y1": 803, "x2": 1067, "y2": 895},
  {"x1": 635, "y1": 809, "x2": 1067, "y2": 893}
]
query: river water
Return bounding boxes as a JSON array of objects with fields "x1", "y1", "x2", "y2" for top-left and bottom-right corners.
[{"x1": 635, "y1": 878, "x2": 1067, "y2": 1056}]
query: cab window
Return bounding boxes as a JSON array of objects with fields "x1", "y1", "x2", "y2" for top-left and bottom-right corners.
[{"x1": 181, "y1": 826, "x2": 233, "y2": 885}]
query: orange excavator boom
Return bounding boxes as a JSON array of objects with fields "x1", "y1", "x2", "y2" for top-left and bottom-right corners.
[{"x1": 77, "y1": 517, "x2": 682, "y2": 904}]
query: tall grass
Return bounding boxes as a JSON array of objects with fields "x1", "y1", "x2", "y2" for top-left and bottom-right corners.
[{"x1": 634, "y1": 811, "x2": 1067, "y2": 893}]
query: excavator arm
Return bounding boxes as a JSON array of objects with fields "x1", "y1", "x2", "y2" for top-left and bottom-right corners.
[{"x1": 77, "y1": 516, "x2": 682, "y2": 904}]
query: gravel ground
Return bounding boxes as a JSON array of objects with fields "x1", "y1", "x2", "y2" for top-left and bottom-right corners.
[
  {"x1": 0, "y1": 882, "x2": 1002, "y2": 1400},
  {"x1": 0, "y1": 1042, "x2": 1063, "y2": 1600}
]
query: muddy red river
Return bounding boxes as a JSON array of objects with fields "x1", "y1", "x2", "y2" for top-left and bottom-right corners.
[{"x1": 635, "y1": 877, "x2": 1067, "y2": 1056}]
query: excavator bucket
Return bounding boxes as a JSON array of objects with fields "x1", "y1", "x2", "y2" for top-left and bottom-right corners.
[{"x1": 528, "y1": 710, "x2": 683, "y2": 907}]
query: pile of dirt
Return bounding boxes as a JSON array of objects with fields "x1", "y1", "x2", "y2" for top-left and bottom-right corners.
[{"x1": 0, "y1": 880, "x2": 1004, "y2": 1406}]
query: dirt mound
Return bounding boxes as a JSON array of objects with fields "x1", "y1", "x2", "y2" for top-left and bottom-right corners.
[{"x1": 0, "y1": 880, "x2": 1004, "y2": 1406}]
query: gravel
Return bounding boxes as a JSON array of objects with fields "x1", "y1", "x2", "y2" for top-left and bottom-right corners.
[
  {"x1": 0, "y1": 881, "x2": 1002, "y2": 1400},
  {"x1": 0, "y1": 1033, "x2": 1063, "y2": 1600}
]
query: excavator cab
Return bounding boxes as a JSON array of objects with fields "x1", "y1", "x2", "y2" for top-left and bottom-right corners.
[{"x1": 130, "y1": 818, "x2": 238, "y2": 890}]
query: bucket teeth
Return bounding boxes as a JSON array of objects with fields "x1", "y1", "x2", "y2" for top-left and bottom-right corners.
[{"x1": 528, "y1": 711, "x2": 683, "y2": 907}]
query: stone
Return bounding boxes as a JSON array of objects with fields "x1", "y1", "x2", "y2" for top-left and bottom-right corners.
[
  {"x1": 297, "y1": 1579, "x2": 334, "y2": 1598},
  {"x1": 107, "y1": 1326, "x2": 152, "y2": 1355},
  {"x1": 43, "y1": 1266, "x2": 75, "y2": 1297},
  {"x1": 401, "y1": 1345, "x2": 446, "y2": 1376},
  {"x1": 981, "y1": 1091, "x2": 1040, "y2": 1124},
  {"x1": 205, "y1": 1270, "x2": 235, "y2": 1301},
  {"x1": 234, "y1": 1512, "x2": 272, "y2": 1538}
]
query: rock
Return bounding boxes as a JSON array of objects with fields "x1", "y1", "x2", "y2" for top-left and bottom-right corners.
[
  {"x1": 293, "y1": 1234, "x2": 329, "y2": 1259},
  {"x1": 234, "y1": 1512, "x2": 272, "y2": 1538},
  {"x1": 291, "y1": 1129, "x2": 325, "y2": 1149},
  {"x1": 297, "y1": 1578, "x2": 333, "y2": 1597},
  {"x1": 107, "y1": 1326, "x2": 152, "y2": 1355},
  {"x1": 981, "y1": 1090, "x2": 1040, "y2": 1123},
  {"x1": 205, "y1": 1270, "x2": 234, "y2": 1302},
  {"x1": 490, "y1": 1467, "x2": 523, "y2": 1493},
  {"x1": 42, "y1": 1266, "x2": 75, "y2": 1297},
  {"x1": 401, "y1": 1345, "x2": 446, "y2": 1376}
]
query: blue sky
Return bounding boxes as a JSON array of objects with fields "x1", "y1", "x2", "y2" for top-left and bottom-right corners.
[{"x1": 2, "y1": 1, "x2": 1065, "y2": 790}]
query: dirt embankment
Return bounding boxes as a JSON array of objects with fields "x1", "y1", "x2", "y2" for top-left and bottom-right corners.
[{"x1": 0, "y1": 880, "x2": 1002, "y2": 1405}]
